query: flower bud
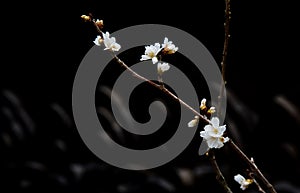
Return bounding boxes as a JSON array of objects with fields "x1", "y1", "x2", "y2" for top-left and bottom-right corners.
[{"x1": 81, "y1": 15, "x2": 91, "y2": 22}]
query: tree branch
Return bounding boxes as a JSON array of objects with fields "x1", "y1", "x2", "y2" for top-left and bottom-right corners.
[
  {"x1": 229, "y1": 140, "x2": 277, "y2": 193},
  {"x1": 217, "y1": 0, "x2": 231, "y2": 117},
  {"x1": 208, "y1": 150, "x2": 233, "y2": 193}
]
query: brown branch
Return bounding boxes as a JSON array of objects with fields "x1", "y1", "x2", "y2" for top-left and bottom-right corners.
[
  {"x1": 113, "y1": 55, "x2": 210, "y2": 124},
  {"x1": 251, "y1": 177, "x2": 267, "y2": 193},
  {"x1": 229, "y1": 140, "x2": 277, "y2": 193},
  {"x1": 217, "y1": 0, "x2": 231, "y2": 117},
  {"x1": 215, "y1": 1, "x2": 276, "y2": 193},
  {"x1": 208, "y1": 150, "x2": 233, "y2": 193}
]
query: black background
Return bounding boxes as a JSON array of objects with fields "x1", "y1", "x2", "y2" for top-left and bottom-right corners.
[{"x1": 0, "y1": 0, "x2": 299, "y2": 192}]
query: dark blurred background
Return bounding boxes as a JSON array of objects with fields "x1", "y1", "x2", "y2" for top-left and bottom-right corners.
[{"x1": 1, "y1": 0, "x2": 299, "y2": 192}]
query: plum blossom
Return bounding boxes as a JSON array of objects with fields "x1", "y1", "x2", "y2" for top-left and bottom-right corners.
[
  {"x1": 102, "y1": 31, "x2": 121, "y2": 52},
  {"x1": 188, "y1": 116, "x2": 199, "y2": 127},
  {"x1": 93, "y1": 35, "x2": 103, "y2": 46},
  {"x1": 200, "y1": 117, "x2": 229, "y2": 149},
  {"x1": 207, "y1": 106, "x2": 216, "y2": 114},
  {"x1": 200, "y1": 98, "x2": 207, "y2": 110},
  {"x1": 140, "y1": 43, "x2": 161, "y2": 64},
  {"x1": 234, "y1": 174, "x2": 253, "y2": 190},
  {"x1": 162, "y1": 37, "x2": 178, "y2": 54},
  {"x1": 157, "y1": 62, "x2": 170, "y2": 75}
]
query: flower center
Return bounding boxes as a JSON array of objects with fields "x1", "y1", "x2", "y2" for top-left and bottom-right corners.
[
  {"x1": 213, "y1": 128, "x2": 218, "y2": 134},
  {"x1": 148, "y1": 52, "x2": 155, "y2": 58}
]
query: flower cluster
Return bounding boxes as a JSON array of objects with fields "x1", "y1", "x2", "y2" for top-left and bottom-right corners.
[
  {"x1": 81, "y1": 15, "x2": 120, "y2": 51},
  {"x1": 234, "y1": 174, "x2": 253, "y2": 190},
  {"x1": 93, "y1": 31, "x2": 121, "y2": 52},
  {"x1": 200, "y1": 98, "x2": 216, "y2": 115},
  {"x1": 188, "y1": 98, "x2": 229, "y2": 149},
  {"x1": 141, "y1": 37, "x2": 178, "y2": 75}
]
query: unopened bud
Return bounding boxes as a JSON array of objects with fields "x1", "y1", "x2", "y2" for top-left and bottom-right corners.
[
  {"x1": 95, "y1": 19, "x2": 104, "y2": 29},
  {"x1": 81, "y1": 15, "x2": 91, "y2": 22},
  {"x1": 207, "y1": 107, "x2": 216, "y2": 114}
]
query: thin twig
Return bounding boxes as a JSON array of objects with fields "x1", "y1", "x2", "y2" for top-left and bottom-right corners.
[
  {"x1": 208, "y1": 150, "x2": 233, "y2": 193},
  {"x1": 215, "y1": 1, "x2": 277, "y2": 193},
  {"x1": 114, "y1": 55, "x2": 210, "y2": 124},
  {"x1": 253, "y1": 179, "x2": 267, "y2": 193},
  {"x1": 217, "y1": 0, "x2": 231, "y2": 117},
  {"x1": 229, "y1": 140, "x2": 277, "y2": 193},
  {"x1": 210, "y1": 1, "x2": 234, "y2": 192}
]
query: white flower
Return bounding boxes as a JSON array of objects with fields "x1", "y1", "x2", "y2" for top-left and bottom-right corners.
[
  {"x1": 188, "y1": 116, "x2": 199, "y2": 127},
  {"x1": 162, "y1": 37, "x2": 178, "y2": 54},
  {"x1": 93, "y1": 35, "x2": 103, "y2": 46},
  {"x1": 200, "y1": 98, "x2": 207, "y2": 110},
  {"x1": 200, "y1": 117, "x2": 229, "y2": 149},
  {"x1": 204, "y1": 117, "x2": 226, "y2": 137},
  {"x1": 157, "y1": 62, "x2": 170, "y2": 75},
  {"x1": 234, "y1": 174, "x2": 253, "y2": 190},
  {"x1": 102, "y1": 31, "x2": 121, "y2": 52},
  {"x1": 140, "y1": 43, "x2": 161, "y2": 64}
]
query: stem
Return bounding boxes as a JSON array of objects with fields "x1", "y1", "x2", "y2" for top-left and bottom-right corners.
[
  {"x1": 218, "y1": 0, "x2": 231, "y2": 117},
  {"x1": 208, "y1": 150, "x2": 233, "y2": 193},
  {"x1": 253, "y1": 178, "x2": 267, "y2": 193},
  {"x1": 229, "y1": 140, "x2": 277, "y2": 193},
  {"x1": 114, "y1": 55, "x2": 210, "y2": 124},
  {"x1": 215, "y1": 1, "x2": 276, "y2": 193}
]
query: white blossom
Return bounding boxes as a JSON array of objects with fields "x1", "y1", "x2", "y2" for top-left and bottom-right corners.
[
  {"x1": 157, "y1": 62, "x2": 170, "y2": 75},
  {"x1": 205, "y1": 117, "x2": 226, "y2": 137},
  {"x1": 188, "y1": 116, "x2": 199, "y2": 127},
  {"x1": 200, "y1": 98, "x2": 207, "y2": 110},
  {"x1": 234, "y1": 174, "x2": 253, "y2": 190},
  {"x1": 162, "y1": 37, "x2": 178, "y2": 54},
  {"x1": 93, "y1": 35, "x2": 103, "y2": 46},
  {"x1": 200, "y1": 117, "x2": 229, "y2": 149},
  {"x1": 207, "y1": 106, "x2": 216, "y2": 114},
  {"x1": 140, "y1": 43, "x2": 161, "y2": 64},
  {"x1": 102, "y1": 31, "x2": 121, "y2": 52}
]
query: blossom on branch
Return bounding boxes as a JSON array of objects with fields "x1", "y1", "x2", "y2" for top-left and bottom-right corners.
[
  {"x1": 157, "y1": 62, "x2": 170, "y2": 75},
  {"x1": 200, "y1": 117, "x2": 229, "y2": 149},
  {"x1": 188, "y1": 116, "x2": 199, "y2": 127},
  {"x1": 234, "y1": 174, "x2": 253, "y2": 190},
  {"x1": 140, "y1": 43, "x2": 161, "y2": 64},
  {"x1": 95, "y1": 19, "x2": 104, "y2": 29},
  {"x1": 200, "y1": 98, "x2": 207, "y2": 110},
  {"x1": 93, "y1": 35, "x2": 103, "y2": 46},
  {"x1": 162, "y1": 37, "x2": 178, "y2": 54},
  {"x1": 102, "y1": 32, "x2": 121, "y2": 52},
  {"x1": 207, "y1": 106, "x2": 216, "y2": 114}
]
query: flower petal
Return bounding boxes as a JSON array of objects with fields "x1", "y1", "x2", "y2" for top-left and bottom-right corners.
[
  {"x1": 203, "y1": 125, "x2": 213, "y2": 132},
  {"x1": 234, "y1": 174, "x2": 245, "y2": 184},
  {"x1": 152, "y1": 57, "x2": 158, "y2": 64},
  {"x1": 211, "y1": 117, "x2": 220, "y2": 128},
  {"x1": 141, "y1": 55, "x2": 150, "y2": 61},
  {"x1": 206, "y1": 137, "x2": 219, "y2": 148},
  {"x1": 200, "y1": 130, "x2": 209, "y2": 138},
  {"x1": 218, "y1": 125, "x2": 226, "y2": 135}
]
